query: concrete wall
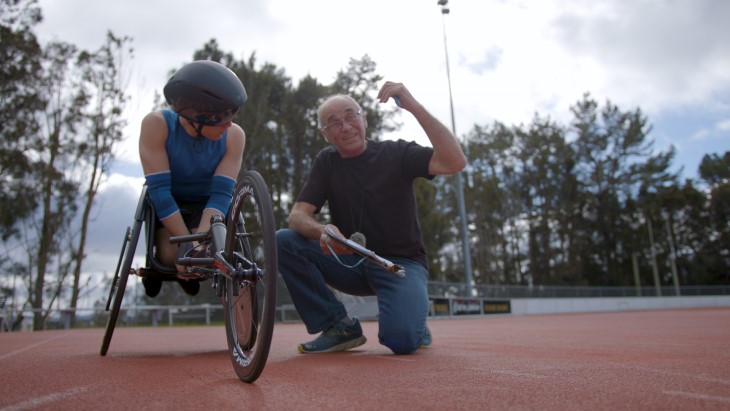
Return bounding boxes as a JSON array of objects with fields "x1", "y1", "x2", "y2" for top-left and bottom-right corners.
[
  {"x1": 509, "y1": 295, "x2": 730, "y2": 316},
  {"x1": 338, "y1": 294, "x2": 730, "y2": 320}
]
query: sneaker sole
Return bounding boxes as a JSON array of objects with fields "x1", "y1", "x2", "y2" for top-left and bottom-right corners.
[{"x1": 298, "y1": 336, "x2": 367, "y2": 354}]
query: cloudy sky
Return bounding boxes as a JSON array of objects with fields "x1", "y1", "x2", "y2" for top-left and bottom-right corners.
[{"x1": 33, "y1": 0, "x2": 730, "y2": 293}]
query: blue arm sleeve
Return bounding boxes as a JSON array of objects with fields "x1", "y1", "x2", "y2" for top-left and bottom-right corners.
[
  {"x1": 145, "y1": 171, "x2": 179, "y2": 220},
  {"x1": 206, "y1": 175, "x2": 235, "y2": 215}
]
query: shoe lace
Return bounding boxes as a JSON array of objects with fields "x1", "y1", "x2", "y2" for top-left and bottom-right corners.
[{"x1": 331, "y1": 321, "x2": 357, "y2": 337}]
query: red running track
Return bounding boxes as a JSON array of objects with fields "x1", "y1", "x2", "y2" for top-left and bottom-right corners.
[{"x1": 1, "y1": 308, "x2": 730, "y2": 410}]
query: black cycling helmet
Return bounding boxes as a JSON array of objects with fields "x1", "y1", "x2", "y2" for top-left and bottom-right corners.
[{"x1": 163, "y1": 60, "x2": 247, "y2": 126}]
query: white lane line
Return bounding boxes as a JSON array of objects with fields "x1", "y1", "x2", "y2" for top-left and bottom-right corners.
[
  {"x1": 375, "y1": 356, "x2": 417, "y2": 362},
  {"x1": 490, "y1": 369, "x2": 549, "y2": 379},
  {"x1": 0, "y1": 333, "x2": 68, "y2": 361},
  {"x1": 0, "y1": 385, "x2": 92, "y2": 411},
  {"x1": 663, "y1": 390, "x2": 730, "y2": 404},
  {"x1": 617, "y1": 364, "x2": 730, "y2": 386}
]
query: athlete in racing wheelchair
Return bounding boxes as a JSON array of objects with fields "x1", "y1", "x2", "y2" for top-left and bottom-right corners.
[
  {"x1": 139, "y1": 60, "x2": 246, "y2": 297},
  {"x1": 101, "y1": 60, "x2": 278, "y2": 383}
]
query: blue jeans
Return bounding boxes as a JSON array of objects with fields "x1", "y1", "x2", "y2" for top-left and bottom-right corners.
[{"x1": 276, "y1": 228, "x2": 430, "y2": 354}]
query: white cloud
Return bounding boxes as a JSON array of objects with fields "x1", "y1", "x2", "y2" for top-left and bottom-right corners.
[
  {"x1": 34, "y1": 0, "x2": 730, "y2": 155},
  {"x1": 689, "y1": 118, "x2": 730, "y2": 141},
  {"x1": 690, "y1": 128, "x2": 711, "y2": 142},
  {"x1": 716, "y1": 119, "x2": 730, "y2": 131},
  {"x1": 549, "y1": 0, "x2": 730, "y2": 114}
]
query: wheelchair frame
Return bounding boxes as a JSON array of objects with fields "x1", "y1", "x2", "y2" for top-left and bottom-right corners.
[{"x1": 100, "y1": 170, "x2": 277, "y2": 383}]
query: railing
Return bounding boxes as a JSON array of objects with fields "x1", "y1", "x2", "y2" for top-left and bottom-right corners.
[{"x1": 2, "y1": 284, "x2": 730, "y2": 331}]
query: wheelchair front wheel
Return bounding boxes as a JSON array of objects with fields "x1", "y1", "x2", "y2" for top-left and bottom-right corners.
[
  {"x1": 222, "y1": 170, "x2": 277, "y2": 383},
  {"x1": 100, "y1": 222, "x2": 140, "y2": 355}
]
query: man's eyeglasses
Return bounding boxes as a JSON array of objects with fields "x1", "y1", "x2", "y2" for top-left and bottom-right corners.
[{"x1": 321, "y1": 111, "x2": 362, "y2": 132}]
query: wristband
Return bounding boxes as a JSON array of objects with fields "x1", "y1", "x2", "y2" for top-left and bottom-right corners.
[
  {"x1": 145, "y1": 171, "x2": 179, "y2": 219},
  {"x1": 205, "y1": 174, "x2": 235, "y2": 215}
]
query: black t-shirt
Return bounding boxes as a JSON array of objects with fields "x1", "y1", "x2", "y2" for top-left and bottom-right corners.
[{"x1": 298, "y1": 139, "x2": 434, "y2": 268}]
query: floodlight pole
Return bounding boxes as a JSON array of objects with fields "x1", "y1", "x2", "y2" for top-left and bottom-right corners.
[{"x1": 438, "y1": 0, "x2": 474, "y2": 296}]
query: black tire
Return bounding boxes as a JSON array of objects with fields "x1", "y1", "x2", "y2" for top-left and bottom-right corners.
[
  {"x1": 222, "y1": 170, "x2": 277, "y2": 383},
  {"x1": 100, "y1": 220, "x2": 141, "y2": 356}
]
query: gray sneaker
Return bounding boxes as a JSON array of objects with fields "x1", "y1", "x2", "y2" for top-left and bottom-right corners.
[{"x1": 298, "y1": 318, "x2": 367, "y2": 353}]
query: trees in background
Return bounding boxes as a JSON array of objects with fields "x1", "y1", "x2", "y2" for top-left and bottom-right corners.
[
  {"x1": 67, "y1": 32, "x2": 133, "y2": 326},
  {"x1": 2, "y1": 1, "x2": 729, "y2": 330},
  {"x1": 1, "y1": 0, "x2": 132, "y2": 329},
  {"x1": 1, "y1": 0, "x2": 43, "y2": 239},
  {"x1": 461, "y1": 96, "x2": 728, "y2": 288}
]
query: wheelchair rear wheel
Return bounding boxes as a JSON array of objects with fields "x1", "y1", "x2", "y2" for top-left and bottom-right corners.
[{"x1": 222, "y1": 170, "x2": 277, "y2": 383}]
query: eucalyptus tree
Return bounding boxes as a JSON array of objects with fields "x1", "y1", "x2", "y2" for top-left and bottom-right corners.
[
  {"x1": 67, "y1": 32, "x2": 133, "y2": 326},
  {"x1": 24, "y1": 40, "x2": 84, "y2": 330},
  {"x1": 0, "y1": 0, "x2": 44, "y2": 330},
  {"x1": 0, "y1": 0, "x2": 44, "y2": 239},
  {"x1": 0, "y1": 1, "x2": 82, "y2": 330},
  {"x1": 1, "y1": 0, "x2": 134, "y2": 329}
]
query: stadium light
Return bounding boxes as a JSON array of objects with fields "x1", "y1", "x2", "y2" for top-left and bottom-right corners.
[{"x1": 437, "y1": 0, "x2": 474, "y2": 296}]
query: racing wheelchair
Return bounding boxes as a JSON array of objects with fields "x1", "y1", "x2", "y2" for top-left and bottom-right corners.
[{"x1": 100, "y1": 170, "x2": 277, "y2": 383}]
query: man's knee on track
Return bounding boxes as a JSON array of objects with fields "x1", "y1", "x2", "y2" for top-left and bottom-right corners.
[{"x1": 380, "y1": 333, "x2": 420, "y2": 355}]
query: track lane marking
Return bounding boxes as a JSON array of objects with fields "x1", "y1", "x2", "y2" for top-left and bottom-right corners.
[
  {"x1": 617, "y1": 364, "x2": 730, "y2": 386},
  {"x1": 663, "y1": 390, "x2": 730, "y2": 404},
  {"x1": 0, "y1": 333, "x2": 68, "y2": 361},
  {"x1": 0, "y1": 385, "x2": 92, "y2": 411}
]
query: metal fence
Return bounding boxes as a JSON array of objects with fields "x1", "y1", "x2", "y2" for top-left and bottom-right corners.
[{"x1": 2, "y1": 283, "x2": 730, "y2": 332}]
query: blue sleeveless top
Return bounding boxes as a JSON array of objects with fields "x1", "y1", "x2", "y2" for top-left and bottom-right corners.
[{"x1": 161, "y1": 109, "x2": 227, "y2": 204}]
